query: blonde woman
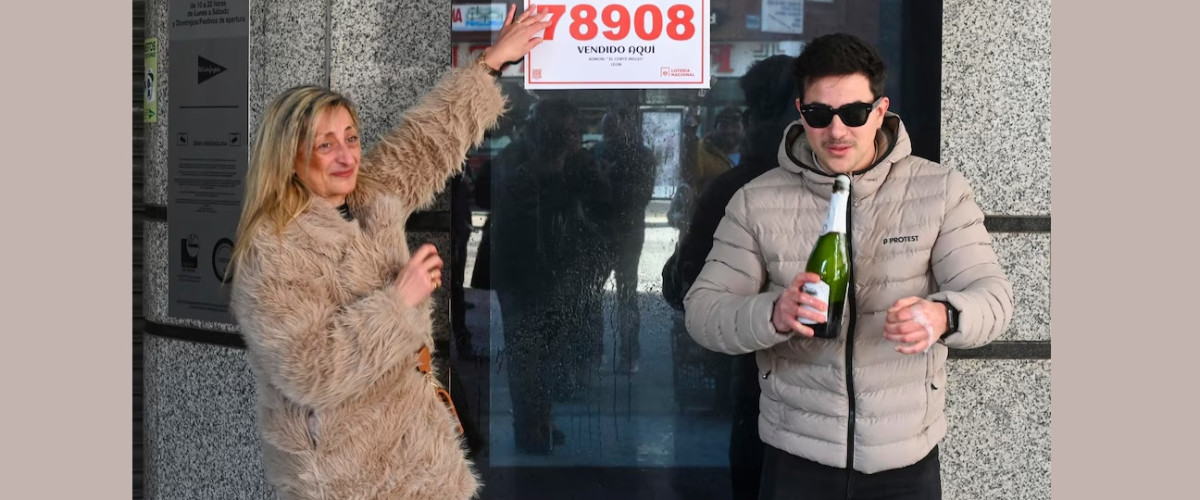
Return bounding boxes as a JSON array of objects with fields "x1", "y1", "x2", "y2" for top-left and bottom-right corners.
[{"x1": 227, "y1": 7, "x2": 550, "y2": 499}]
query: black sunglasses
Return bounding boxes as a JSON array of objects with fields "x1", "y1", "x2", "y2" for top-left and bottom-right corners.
[{"x1": 799, "y1": 97, "x2": 884, "y2": 128}]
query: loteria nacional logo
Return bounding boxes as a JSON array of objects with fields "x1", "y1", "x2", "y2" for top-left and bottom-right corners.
[{"x1": 660, "y1": 66, "x2": 697, "y2": 77}]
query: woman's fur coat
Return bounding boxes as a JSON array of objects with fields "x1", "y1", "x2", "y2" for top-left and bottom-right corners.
[{"x1": 230, "y1": 64, "x2": 505, "y2": 500}]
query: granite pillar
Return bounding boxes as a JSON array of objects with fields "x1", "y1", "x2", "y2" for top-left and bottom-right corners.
[{"x1": 938, "y1": 0, "x2": 1052, "y2": 498}]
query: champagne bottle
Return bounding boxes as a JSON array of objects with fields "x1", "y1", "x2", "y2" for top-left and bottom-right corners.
[{"x1": 798, "y1": 174, "x2": 851, "y2": 339}]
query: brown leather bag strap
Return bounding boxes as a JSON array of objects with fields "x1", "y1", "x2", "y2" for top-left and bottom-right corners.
[
  {"x1": 415, "y1": 345, "x2": 463, "y2": 434},
  {"x1": 417, "y1": 345, "x2": 433, "y2": 374}
]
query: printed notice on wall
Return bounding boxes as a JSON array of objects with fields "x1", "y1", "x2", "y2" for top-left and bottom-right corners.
[
  {"x1": 523, "y1": 0, "x2": 710, "y2": 89},
  {"x1": 167, "y1": 0, "x2": 248, "y2": 324},
  {"x1": 761, "y1": 0, "x2": 804, "y2": 35}
]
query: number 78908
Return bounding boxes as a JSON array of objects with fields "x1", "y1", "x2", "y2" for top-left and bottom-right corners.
[{"x1": 534, "y1": 3, "x2": 697, "y2": 43}]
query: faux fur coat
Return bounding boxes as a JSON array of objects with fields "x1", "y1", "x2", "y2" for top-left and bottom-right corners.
[{"x1": 230, "y1": 64, "x2": 505, "y2": 500}]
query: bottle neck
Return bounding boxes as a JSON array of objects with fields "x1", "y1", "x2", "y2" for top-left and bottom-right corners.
[{"x1": 822, "y1": 189, "x2": 849, "y2": 235}]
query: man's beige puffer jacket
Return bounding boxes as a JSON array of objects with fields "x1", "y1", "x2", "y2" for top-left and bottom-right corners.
[{"x1": 684, "y1": 114, "x2": 1013, "y2": 474}]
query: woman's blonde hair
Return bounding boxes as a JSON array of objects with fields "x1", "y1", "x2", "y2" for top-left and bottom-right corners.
[{"x1": 227, "y1": 85, "x2": 366, "y2": 281}]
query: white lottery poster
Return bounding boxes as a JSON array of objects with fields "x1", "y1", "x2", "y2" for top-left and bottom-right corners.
[{"x1": 523, "y1": 0, "x2": 711, "y2": 89}]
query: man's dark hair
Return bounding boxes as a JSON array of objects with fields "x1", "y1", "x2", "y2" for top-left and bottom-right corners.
[
  {"x1": 741, "y1": 54, "x2": 798, "y2": 121},
  {"x1": 738, "y1": 54, "x2": 799, "y2": 164},
  {"x1": 713, "y1": 106, "x2": 743, "y2": 127},
  {"x1": 792, "y1": 33, "x2": 886, "y2": 102},
  {"x1": 602, "y1": 104, "x2": 641, "y2": 140},
  {"x1": 526, "y1": 98, "x2": 580, "y2": 152}
]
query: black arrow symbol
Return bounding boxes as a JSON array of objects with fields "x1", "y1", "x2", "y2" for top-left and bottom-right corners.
[{"x1": 198, "y1": 55, "x2": 227, "y2": 84}]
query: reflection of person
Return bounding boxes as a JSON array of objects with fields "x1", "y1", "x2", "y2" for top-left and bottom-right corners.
[
  {"x1": 593, "y1": 105, "x2": 656, "y2": 372},
  {"x1": 678, "y1": 106, "x2": 744, "y2": 219},
  {"x1": 469, "y1": 81, "x2": 538, "y2": 292},
  {"x1": 662, "y1": 54, "x2": 798, "y2": 500},
  {"x1": 226, "y1": 7, "x2": 549, "y2": 499},
  {"x1": 492, "y1": 98, "x2": 611, "y2": 453},
  {"x1": 449, "y1": 173, "x2": 480, "y2": 359},
  {"x1": 685, "y1": 33, "x2": 1013, "y2": 499}
]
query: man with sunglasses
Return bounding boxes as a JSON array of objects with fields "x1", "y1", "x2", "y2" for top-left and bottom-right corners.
[{"x1": 684, "y1": 33, "x2": 1013, "y2": 499}]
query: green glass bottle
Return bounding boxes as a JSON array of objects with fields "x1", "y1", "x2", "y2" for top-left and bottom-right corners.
[{"x1": 799, "y1": 174, "x2": 851, "y2": 339}]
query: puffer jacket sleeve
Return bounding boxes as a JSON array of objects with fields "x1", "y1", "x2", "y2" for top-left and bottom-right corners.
[
  {"x1": 360, "y1": 64, "x2": 507, "y2": 211},
  {"x1": 232, "y1": 245, "x2": 432, "y2": 410},
  {"x1": 926, "y1": 169, "x2": 1014, "y2": 348},
  {"x1": 684, "y1": 188, "x2": 790, "y2": 354}
]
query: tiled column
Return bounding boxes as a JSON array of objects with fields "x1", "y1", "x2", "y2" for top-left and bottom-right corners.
[
  {"x1": 142, "y1": 1, "x2": 340, "y2": 498},
  {"x1": 143, "y1": 1, "x2": 460, "y2": 496},
  {"x1": 939, "y1": 0, "x2": 1052, "y2": 498}
]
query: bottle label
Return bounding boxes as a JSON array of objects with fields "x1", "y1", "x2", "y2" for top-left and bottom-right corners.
[{"x1": 798, "y1": 280, "x2": 830, "y2": 325}]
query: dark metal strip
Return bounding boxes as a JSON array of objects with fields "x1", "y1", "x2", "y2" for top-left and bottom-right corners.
[
  {"x1": 948, "y1": 340, "x2": 1050, "y2": 360},
  {"x1": 145, "y1": 205, "x2": 167, "y2": 221},
  {"x1": 645, "y1": 216, "x2": 1052, "y2": 232},
  {"x1": 145, "y1": 318, "x2": 1049, "y2": 360},
  {"x1": 146, "y1": 207, "x2": 1047, "y2": 234},
  {"x1": 406, "y1": 210, "x2": 451, "y2": 232},
  {"x1": 983, "y1": 215, "x2": 1051, "y2": 233},
  {"x1": 142, "y1": 205, "x2": 449, "y2": 232},
  {"x1": 324, "y1": 0, "x2": 332, "y2": 89},
  {"x1": 144, "y1": 320, "x2": 246, "y2": 349}
]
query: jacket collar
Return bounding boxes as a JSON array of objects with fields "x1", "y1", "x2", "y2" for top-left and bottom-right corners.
[
  {"x1": 776, "y1": 112, "x2": 911, "y2": 200},
  {"x1": 701, "y1": 137, "x2": 736, "y2": 168},
  {"x1": 290, "y1": 196, "x2": 359, "y2": 249}
]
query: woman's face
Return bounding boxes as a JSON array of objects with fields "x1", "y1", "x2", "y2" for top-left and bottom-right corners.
[{"x1": 295, "y1": 106, "x2": 361, "y2": 206}]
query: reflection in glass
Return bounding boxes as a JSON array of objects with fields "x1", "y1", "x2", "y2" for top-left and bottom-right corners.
[{"x1": 447, "y1": 1, "x2": 939, "y2": 498}]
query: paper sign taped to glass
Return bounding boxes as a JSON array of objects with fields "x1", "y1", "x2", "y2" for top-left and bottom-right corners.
[{"x1": 522, "y1": 0, "x2": 711, "y2": 89}]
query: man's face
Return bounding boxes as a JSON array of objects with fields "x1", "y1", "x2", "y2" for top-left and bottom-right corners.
[
  {"x1": 602, "y1": 110, "x2": 636, "y2": 143},
  {"x1": 713, "y1": 119, "x2": 745, "y2": 153},
  {"x1": 798, "y1": 73, "x2": 888, "y2": 174}
]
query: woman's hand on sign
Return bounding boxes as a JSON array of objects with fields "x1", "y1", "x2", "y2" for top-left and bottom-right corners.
[{"x1": 481, "y1": 5, "x2": 554, "y2": 71}]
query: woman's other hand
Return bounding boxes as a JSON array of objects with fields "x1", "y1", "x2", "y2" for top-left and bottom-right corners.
[
  {"x1": 480, "y1": 5, "x2": 553, "y2": 71},
  {"x1": 395, "y1": 244, "x2": 443, "y2": 307}
]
